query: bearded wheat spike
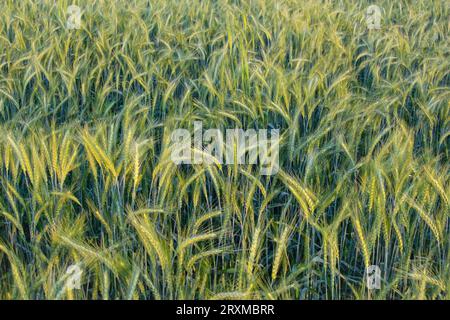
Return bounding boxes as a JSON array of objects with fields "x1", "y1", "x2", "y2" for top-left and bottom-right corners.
[{"x1": 272, "y1": 226, "x2": 291, "y2": 281}]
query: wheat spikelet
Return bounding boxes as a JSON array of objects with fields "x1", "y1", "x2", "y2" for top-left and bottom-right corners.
[
  {"x1": 128, "y1": 213, "x2": 169, "y2": 271},
  {"x1": 368, "y1": 175, "x2": 376, "y2": 213},
  {"x1": 193, "y1": 210, "x2": 222, "y2": 234},
  {"x1": 247, "y1": 224, "x2": 262, "y2": 276},
  {"x1": 178, "y1": 232, "x2": 219, "y2": 253},
  {"x1": 0, "y1": 242, "x2": 28, "y2": 299},
  {"x1": 279, "y1": 170, "x2": 316, "y2": 219},
  {"x1": 211, "y1": 291, "x2": 251, "y2": 300},
  {"x1": 424, "y1": 167, "x2": 449, "y2": 206},
  {"x1": 132, "y1": 142, "x2": 140, "y2": 196},
  {"x1": 272, "y1": 225, "x2": 291, "y2": 281},
  {"x1": 404, "y1": 196, "x2": 441, "y2": 244},
  {"x1": 186, "y1": 248, "x2": 224, "y2": 270},
  {"x1": 352, "y1": 213, "x2": 370, "y2": 269},
  {"x1": 391, "y1": 209, "x2": 404, "y2": 253}
]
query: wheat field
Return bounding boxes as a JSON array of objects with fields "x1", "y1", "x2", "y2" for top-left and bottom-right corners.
[{"x1": 0, "y1": 0, "x2": 448, "y2": 300}]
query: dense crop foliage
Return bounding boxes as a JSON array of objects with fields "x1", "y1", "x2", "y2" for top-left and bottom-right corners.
[{"x1": 0, "y1": 0, "x2": 448, "y2": 299}]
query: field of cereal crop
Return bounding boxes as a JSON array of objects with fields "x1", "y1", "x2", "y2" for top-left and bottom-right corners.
[{"x1": 0, "y1": 0, "x2": 448, "y2": 300}]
